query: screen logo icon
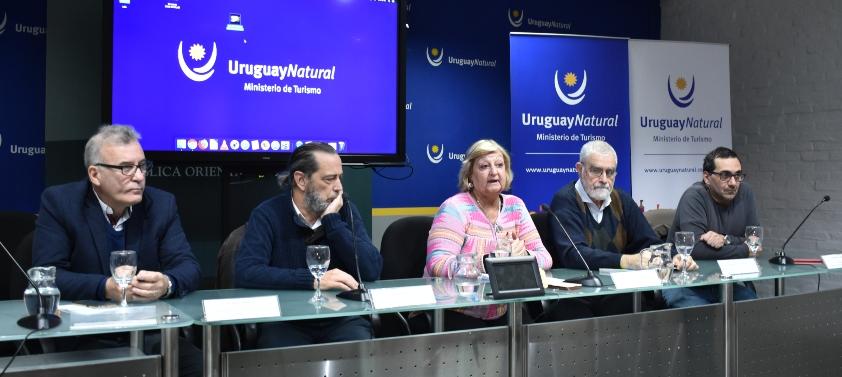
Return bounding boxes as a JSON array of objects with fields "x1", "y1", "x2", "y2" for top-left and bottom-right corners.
[
  {"x1": 426, "y1": 47, "x2": 444, "y2": 67},
  {"x1": 426, "y1": 144, "x2": 444, "y2": 164},
  {"x1": 177, "y1": 41, "x2": 218, "y2": 82},
  {"x1": 226, "y1": 13, "x2": 244, "y2": 31},
  {"x1": 554, "y1": 70, "x2": 587, "y2": 105},
  {"x1": 667, "y1": 75, "x2": 695, "y2": 108}
]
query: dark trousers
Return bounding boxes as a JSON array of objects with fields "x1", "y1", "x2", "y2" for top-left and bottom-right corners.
[
  {"x1": 54, "y1": 331, "x2": 202, "y2": 377},
  {"x1": 537, "y1": 293, "x2": 634, "y2": 322},
  {"x1": 256, "y1": 316, "x2": 373, "y2": 348}
]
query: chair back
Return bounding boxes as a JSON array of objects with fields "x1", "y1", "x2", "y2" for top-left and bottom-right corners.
[
  {"x1": 643, "y1": 209, "x2": 676, "y2": 242},
  {"x1": 0, "y1": 212, "x2": 37, "y2": 300},
  {"x1": 531, "y1": 212, "x2": 562, "y2": 269},
  {"x1": 8, "y1": 231, "x2": 34, "y2": 299},
  {"x1": 380, "y1": 216, "x2": 433, "y2": 280},
  {"x1": 217, "y1": 224, "x2": 246, "y2": 289}
]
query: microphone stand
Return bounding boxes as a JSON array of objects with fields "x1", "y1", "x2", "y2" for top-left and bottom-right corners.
[
  {"x1": 1, "y1": 240, "x2": 62, "y2": 330},
  {"x1": 336, "y1": 195, "x2": 367, "y2": 301},
  {"x1": 770, "y1": 195, "x2": 830, "y2": 265},
  {"x1": 541, "y1": 205, "x2": 603, "y2": 287}
]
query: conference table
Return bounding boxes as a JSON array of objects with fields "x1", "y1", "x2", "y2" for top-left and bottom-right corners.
[{"x1": 2, "y1": 259, "x2": 841, "y2": 377}]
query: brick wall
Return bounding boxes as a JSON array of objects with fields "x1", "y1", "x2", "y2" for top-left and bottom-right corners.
[{"x1": 661, "y1": 0, "x2": 842, "y2": 294}]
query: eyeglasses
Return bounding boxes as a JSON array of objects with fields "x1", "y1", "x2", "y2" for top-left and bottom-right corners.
[
  {"x1": 709, "y1": 171, "x2": 746, "y2": 182},
  {"x1": 95, "y1": 161, "x2": 152, "y2": 176},
  {"x1": 586, "y1": 166, "x2": 617, "y2": 178}
]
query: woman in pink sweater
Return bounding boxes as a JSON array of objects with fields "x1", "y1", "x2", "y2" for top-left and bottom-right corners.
[{"x1": 424, "y1": 139, "x2": 552, "y2": 329}]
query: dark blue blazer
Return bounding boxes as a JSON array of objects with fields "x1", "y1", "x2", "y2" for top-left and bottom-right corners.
[{"x1": 32, "y1": 180, "x2": 201, "y2": 301}]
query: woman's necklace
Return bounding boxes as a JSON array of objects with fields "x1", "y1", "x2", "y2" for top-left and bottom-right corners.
[{"x1": 472, "y1": 192, "x2": 502, "y2": 226}]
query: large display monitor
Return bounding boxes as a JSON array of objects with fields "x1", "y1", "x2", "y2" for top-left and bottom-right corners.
[{"x1": 106, "y1": 0, "x2": 404, "y2": 166}]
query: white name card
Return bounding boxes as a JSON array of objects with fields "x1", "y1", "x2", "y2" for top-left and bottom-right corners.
[
  {"x1": 202, "y1": 295, "x2": 281, "y2": 322},
  {"x1": 718, "y1": 258, "x2": 760, "y2": 277},
  {"x1": 821, "y1": 254, "x2": 842, "y2": 269},
  {"x1": 369, "y1": 285, "x2": 436, "y2": 310},
  {"x1": 610, "y1": 269, "x2": 662, "y2": 289}
]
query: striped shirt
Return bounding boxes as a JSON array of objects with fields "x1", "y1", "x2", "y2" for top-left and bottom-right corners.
[{"x1": 424, "y1": 192, "x2": 552, "y2": 320}]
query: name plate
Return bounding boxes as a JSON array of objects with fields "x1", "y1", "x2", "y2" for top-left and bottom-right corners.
[
  {"x1": 369, "y1": 285, "x2": 436, "y2": 310},
  {"x1": 202, "y1": 295, "x2": 281, "y2": 322},
  {"x1": 718, "y1": 258, "x2": 760, "y2": 277},
  {"x1": 821, "y1": 254, "x2": 842, "y2": 269},
  {"x1": 610, "y1": 269, "x2": 662, "y2": 289}
]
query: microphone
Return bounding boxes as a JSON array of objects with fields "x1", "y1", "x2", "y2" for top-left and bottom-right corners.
[
  {"x1": 0, "y1": 240, "x2": 62, "y2": 330},
  {"x1": 770, "y1": 195, "x2": 831, "y2": 265},
  {"x1": 540, "y1": 204, "x2": 603, "y2": 287},
  {"x1": 337, "y1": 193, "x2": 367, "y2": 301}
]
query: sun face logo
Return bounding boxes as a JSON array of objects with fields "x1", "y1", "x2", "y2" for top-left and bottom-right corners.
[
  {"x1": 554, "y1": 69, "x2": 587, "y2": 105},
  {"x1": 667, "y1": 75, "x2": 695, "y2": 108},
  {"x1": 0, "y1": 12, "x2": 7, "y2": 35},
  {"x1": 426, "y1": 47, "x2": 444, "y2": 67},
  {"x1": 426, "y1": 144, "x2": 444, "y2": 164},
  {"x1": 508, "y1": 9, "x2": 524, "y2": 28},
  {"x1": 177, "y1": 41, "x2": 217, "y2": 82}
]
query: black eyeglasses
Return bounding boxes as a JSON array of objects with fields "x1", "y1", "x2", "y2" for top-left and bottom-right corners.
[
  {"x1": 95, "y1": 161, "x2": 152, "y2": 176},
  {"x1": 709, "y1": 171, "x2": 746, "y2": 182},
  {"x1": 586, "y1": 166, "x2": 617, "y2": 178}
]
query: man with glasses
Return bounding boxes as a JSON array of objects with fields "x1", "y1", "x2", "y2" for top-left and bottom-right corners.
[
  {"x1": 541, "y1": 140, "x2": 694, "y2": 321},
  {"x1": 33, "y1": 125, "x2": 201, "y2": 377},
  {"x1": 663, "y1": 146, "x2": 759, "y2": 307}
]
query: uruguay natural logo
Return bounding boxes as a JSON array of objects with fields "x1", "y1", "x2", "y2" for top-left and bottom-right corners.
[
  {"x1": 508, "y1": 9, "x2": 524, "y2": 28},
  {"x1": 426, "y1": 47, "x2": 444, "y2": 67},
  {"x1": 667, "y1": 75, "x2": 695, "y2": 108},
  {"x1": 178, "y1": 41, "x2": 218, "y2": 82},
  {"x1": 426, "y1": 144, "x2": 444, "y2": 164},
  {"x1": 554, "y1": 70, "x2": 587, "y2": 105}
]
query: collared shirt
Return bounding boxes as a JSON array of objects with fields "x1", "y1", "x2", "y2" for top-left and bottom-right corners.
[
  {"x1": 575, "y1": 179, "x2": 612, "y2": 223},
  {"x1": 92, "y1": 189, "x2": 132, "y2": 231},
  {"x1": 291, "y1": 198, "x2": 322, "y2": 230}
]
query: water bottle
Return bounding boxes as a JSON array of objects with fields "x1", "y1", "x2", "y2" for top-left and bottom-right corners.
[
  {"x1": 24, "y1": 266, "x2": 61, "y2": 316},
  {"x1": 454, "y1": 253, "x2": 480, "y2": 299}
]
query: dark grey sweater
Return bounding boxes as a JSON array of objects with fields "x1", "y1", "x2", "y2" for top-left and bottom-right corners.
[{"x1": 669, "y1": 181, "x2": 759, "y2": 260}]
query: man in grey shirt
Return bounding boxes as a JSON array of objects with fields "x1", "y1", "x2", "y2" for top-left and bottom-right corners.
[{"x1": 663, "y1": 147, "x2": 759, "y2": 307}]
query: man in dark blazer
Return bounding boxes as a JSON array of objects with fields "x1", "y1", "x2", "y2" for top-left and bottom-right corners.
[{"x1": 32, "y1": 125, "x2": 201, "y2": 377}]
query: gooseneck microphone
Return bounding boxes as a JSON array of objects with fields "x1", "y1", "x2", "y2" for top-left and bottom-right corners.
[
  {"x1": 337, "y1": 194, "x2": 367, "y2": 301},
  {"x1": 771, "y1": 195, "x2": 831, "y2": 265},
  {"x1": 540, "y1": 204, "x2": 603, "y2": 287},
  {"x1": 0, "y1": 240, "x2": 62, "y2": 330}
]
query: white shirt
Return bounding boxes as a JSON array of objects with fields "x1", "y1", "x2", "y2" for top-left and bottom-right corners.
[
  {"x1": 292, "y1": 199, "x2": 322, "y2": 230},
  {"x1": 575, "y1": 179, "x2": 612, "y2": 224},
  {"x1": 92, "y1": 189, "x2": 132, "y2": 231}
]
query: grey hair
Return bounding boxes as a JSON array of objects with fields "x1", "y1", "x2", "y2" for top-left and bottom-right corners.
[
  {"x1": 579, "y1": 140, "x2": 617, "y2": 164},
  {"x1": 83, "y1": 125, "x2": 142, "y2": 167}
]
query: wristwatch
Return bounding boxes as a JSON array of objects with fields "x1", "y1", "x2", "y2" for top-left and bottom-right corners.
[
  {"x1": 164, "y1": 275, "x2": 174, "y2": 298},
  {"x1": 723, "y1": 234, "x2": 732, "y2": 246}
]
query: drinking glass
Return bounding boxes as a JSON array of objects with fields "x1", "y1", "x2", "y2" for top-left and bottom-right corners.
[
  {"x1": 306, "y1": 245, "x2": 331, "y2": 304},
  {"x1": 745, "y1": 226, "x2": 763, "y2": 257},
  {"x1": 109, "y1": 250, "x2": 137, "y2": 307},
  {"x1": 674, "y1": 232, "x2": 695, "y2": 278}
]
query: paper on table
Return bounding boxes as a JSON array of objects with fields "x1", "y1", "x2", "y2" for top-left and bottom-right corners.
[
  {"x1": 718, "y1": 258, "x2": 760, "y2": 277},
  {"x1": 544, "y1": 277, "x2": 581, "y2": 290},
  {"x1": 369, "y1": 285, "x2": 436, "y2": 310},
  {"x1": 202, "y1": 295, "x2": 281, "y2": 322},
  {"x1": 610, "y1": 270, "x2": 662, "y2": 289},
  {"x1": 70, "y1": 318, "x2": 158, "y2": 330},
  {"x1": 821, "y1": 254, "x2": 842, "y2": 269}
]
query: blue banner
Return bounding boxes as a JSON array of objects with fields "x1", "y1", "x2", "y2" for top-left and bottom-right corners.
[
  {"x1": 371, "y1": 0, "x2": 658, "y2": 210},
  {"x1": 510, "y1": 35, "x2": 631, "y2": 210},
  {"x1": 0, "y1": 1, "x2": 46, "y2": 212}
]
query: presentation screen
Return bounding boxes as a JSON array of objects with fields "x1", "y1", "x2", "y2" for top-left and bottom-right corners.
[{"x1": 107, "y1": 0, "x2": 404, "y2": 165}]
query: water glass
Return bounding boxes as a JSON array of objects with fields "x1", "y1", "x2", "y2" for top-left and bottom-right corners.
[
  {"x1": 674, "y1": 232, "x2": 695, "y2": 277},
  {"x1": 745, "y1": 226, "x2": 763, "y2": 257},
  {"x1": 306, "y1": 245, "x2": 331, "y2": 304},
  {"x1": 110, "y1": 250, "x2": 137, "y2": 307}
]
